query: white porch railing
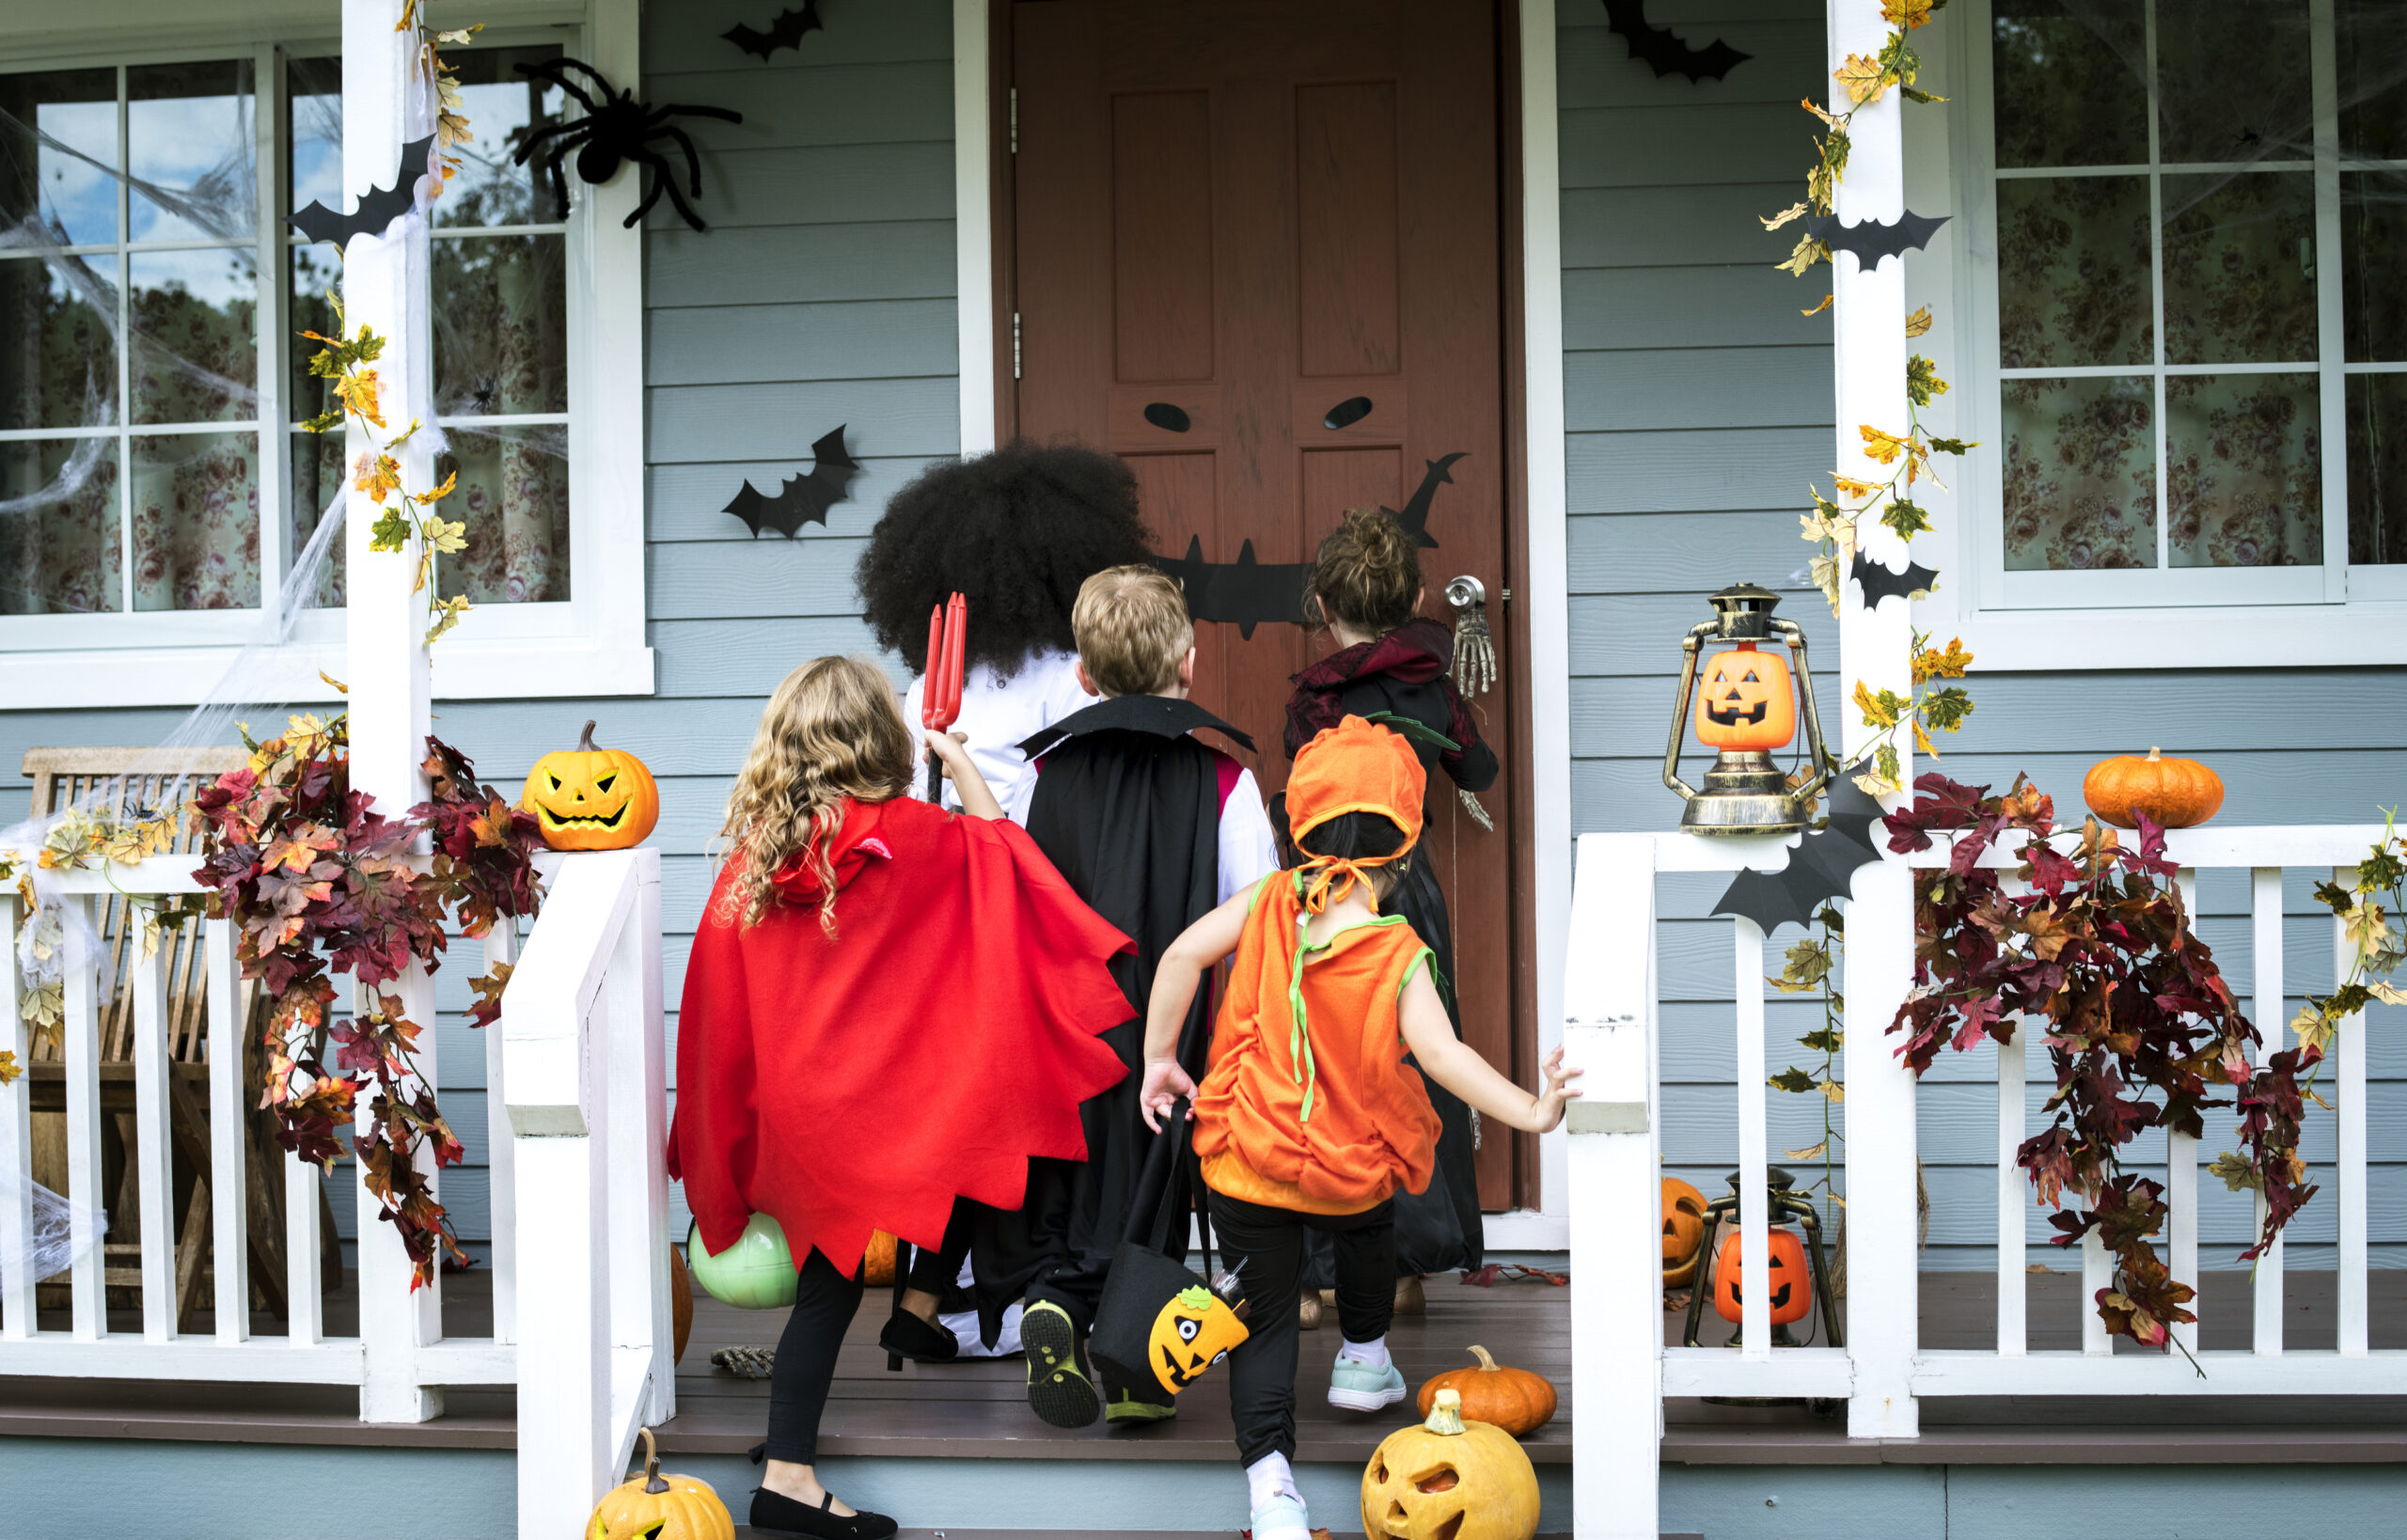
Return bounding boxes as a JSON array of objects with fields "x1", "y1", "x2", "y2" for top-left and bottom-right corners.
[
  {"x1": 1565, "y1": 822, "x2": 2401, "y2": 1540},
  {"x1": 0, "y1": 847, "x2": 669, "y2": 1536}
]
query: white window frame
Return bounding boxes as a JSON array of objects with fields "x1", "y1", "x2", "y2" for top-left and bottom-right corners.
[
  {"x1": 1916, "y1": 0, "x2": 2407, "y2": 670},
  {"x1": 0, "y1": 0, "x2": 650, "y2": 707}
]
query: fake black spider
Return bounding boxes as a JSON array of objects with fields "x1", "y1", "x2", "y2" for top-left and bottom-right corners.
[{"x1": 509, "y1": 57, "x2": 742, "y2": 232}]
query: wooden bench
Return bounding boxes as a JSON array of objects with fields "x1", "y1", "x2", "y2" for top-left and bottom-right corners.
[{"x1": 22, "y1": 747, "x2": 341, "y2": 1329}]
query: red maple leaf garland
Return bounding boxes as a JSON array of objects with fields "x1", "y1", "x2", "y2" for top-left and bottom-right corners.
[
  {"x1": 1882, "y1": 772, "x2": 2315, "y2": 1349},
  {"x1": 190, "y1": 718, "x2": 543, "y2": 1288}
]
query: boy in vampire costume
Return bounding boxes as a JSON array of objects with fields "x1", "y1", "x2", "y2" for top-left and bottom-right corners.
[{"x1": 999, "y1": 565, "x2": 1282, "y2": 1427}]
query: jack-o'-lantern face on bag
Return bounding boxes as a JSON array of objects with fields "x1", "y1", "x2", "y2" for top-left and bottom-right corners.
[
  {"x1": 522, "y1": 719, "x2": 661, "y2": 852},
  {"x1": 1693, "y1": 642, "x2": 1797, "y2": 753},
  {"x1": 1146, "y1": 1284, "x2": 1250, "y2": 1393}
]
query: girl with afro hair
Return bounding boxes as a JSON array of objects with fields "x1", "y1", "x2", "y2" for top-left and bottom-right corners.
[{"x1": 857, "y1": 442, "x2": 1156, "y2": 824}]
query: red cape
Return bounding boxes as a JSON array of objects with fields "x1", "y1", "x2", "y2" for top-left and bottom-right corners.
[{"x1": 668, "y1": 796, "x2": 1134, "y2": 1272}]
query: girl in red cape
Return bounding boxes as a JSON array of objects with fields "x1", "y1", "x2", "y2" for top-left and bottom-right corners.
[{"x1": 669, "y1": 655, "x2": 1133, "y2": 1540}]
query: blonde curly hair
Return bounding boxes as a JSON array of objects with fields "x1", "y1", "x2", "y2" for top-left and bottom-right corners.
[{"x1": 716, "y1": 655, "x2": 916, "y2": 935}]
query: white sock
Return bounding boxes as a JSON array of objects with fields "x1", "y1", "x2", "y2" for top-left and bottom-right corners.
[
  {"x1": 1247, "y1": 1451, "x2": 1304, "y2": 1512},
  {"x1": 1338, "y1": 1333, "x2": 1390, "y2": 1369}
]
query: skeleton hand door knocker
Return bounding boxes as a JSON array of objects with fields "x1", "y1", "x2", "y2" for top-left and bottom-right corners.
[{"x1": 1445, "y1": 574, "x2": 1498, "y2": 832}]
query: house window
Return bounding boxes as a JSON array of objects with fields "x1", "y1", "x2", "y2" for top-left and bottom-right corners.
[
  {"x1": 1971, "y1": 0, "x2": 2407, "y2": 612},
  {"x1": 0, "y1": 25, "x2": 651, "y2": 704}
]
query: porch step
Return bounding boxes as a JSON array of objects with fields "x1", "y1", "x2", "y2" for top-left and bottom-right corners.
[{"x1": 730, "y1": 1532, "x2": 1600, "y2": 1539}]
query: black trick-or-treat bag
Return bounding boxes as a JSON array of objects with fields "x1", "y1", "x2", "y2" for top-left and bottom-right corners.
[{"x1": 1090, "y1": 1102, "x2": 1251, "y2": 1406}]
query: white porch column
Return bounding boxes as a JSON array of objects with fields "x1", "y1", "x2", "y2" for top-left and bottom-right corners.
[
  {"x1": 1829, "y1": 0, "x2": 1919, "y2": 1439},
  {"x1": 342, "y1": 0, "x2": 443, "y2": 1424}
]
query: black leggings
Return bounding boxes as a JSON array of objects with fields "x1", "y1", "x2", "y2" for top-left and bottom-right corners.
[
  {"x1": 1207, "y1": 1189, "x2": 1397, "y2": 1467},
  {"x1": 763, "y1": 1202, "x2": 975, "y2": 1465}
]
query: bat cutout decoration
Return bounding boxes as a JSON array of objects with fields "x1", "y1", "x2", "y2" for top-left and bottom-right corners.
[
  {"x1": 289, "y1": 134, "x2": 434, "y2": 246},
  {"x1": 1378, "y1": 451, "x2": 1468, "y2": 549},
  {"x1": 1709, "y1": 780, "x2": 1886, "y2": 935},
  {"x1": 724, "y1": 1, "x2": 825, "y2": 60},
  {"x1": 723, "y1": 425, "x2": 861, "y2": 538},
  {"x1": 1805, "y1": 210, "x2": 1950, "y2": 269},
  {"x1": 1155, "y1": 537, "x2": 1314, "y2": 640},
  {"x1": 1600, "y1": 0, "x2": 1752, "y2": 83},
  {"x1": 1851, "y1": 551, "x2": 1941, "y2": 607}
]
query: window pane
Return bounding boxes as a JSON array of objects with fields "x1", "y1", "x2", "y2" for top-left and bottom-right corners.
[
  {"x1": 2347, "y1": 375, "x2": 2406, "y2": 566},
  {"x1": 128, "y1": 60, "x2": 257, "y2": 244},
  {"x1": 2336, "y1": 0, "x2": 2407, "y2": 159},
  {"x1": 435, "y1": 425, "x2": 569, "y2": 604},
  {"x1": 434, "y1": 234, "x2": 566, "y2": 416},
  {"x1": 2161, "y1": 172, "x2": 2317, "y2": 366},
  {"x1": 0, "y1": 68, "x2": 119, "y2": 247},
  {"x1": 287, "y1": 55, "x2": 342, "y2": 218},
  {"x1": 2004, "y1": 376, "x2": 2156, "y2": 571},
  {"x1": 0, "y1": 436, "x2": 118, "y2": 614},
  {"x1": 288, "y1": 244, "x2": 339, "y2": 426},
  {"x1": 433, "y1": 45, "x2": 566, "y2": 228},
  {"x1": 289, "y1": 431, "x2": 345, "y2": 606},
  {"x1": 2340, "y1": 173, "x2": 2407, "y2": 363},
  {"x1": 2164, "y1": 375, "x2": 2320, "y2": 569},
  {"x1": 0, "y1": 254, "x2": 118, "y2": 431},
  {"x1": 1991, "y1": 1, "x2": 2147, "y2": 169},
  {"x1": 1997, "y1": 177, "x2": 2152, "y2": 369},
  {"x1": 131, "y1": 431, "x2": 258, "y2": 610},
  {"x1": 131, "y1": 248, "x2": 257, "y2": 426},
  {"x1": 2157, "y1": 1, "x2": 2313, "y2": 165}
]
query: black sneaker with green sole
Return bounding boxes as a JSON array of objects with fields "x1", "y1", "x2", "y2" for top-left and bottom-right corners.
[
  {"x1": 1102, "y1": 1387, "x2": 1178, "y2": 1424},
  {"x1": 1020, "y1": 1300, "x2": 1101, "y2": 1428}
]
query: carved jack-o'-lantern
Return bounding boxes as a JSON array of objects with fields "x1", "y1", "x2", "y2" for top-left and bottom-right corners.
[
  {"x1": 1145, "y1": 1284, "x2": 1250, "y2": 1395},
  {"x1": 1694, "y1": 642, "x2": 1796, "y2": 752},
  {"x1": 1361, "y1": 1390, "x2": 1542, "y2": 1540},
  {"x1": 1661, "y1": 1177, "x2": 1708, "y2": 1288},
  {"x1": 1709, "y1": 1227, "x2": 1813, "y2": 1327},
  {"x1": 523, "y1": 719, "x2": 660, "y2": 851}
]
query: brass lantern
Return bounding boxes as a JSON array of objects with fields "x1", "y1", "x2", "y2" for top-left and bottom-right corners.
[{"x1": 1662, "y1": 583, "x2": 1831, "y2": 836}]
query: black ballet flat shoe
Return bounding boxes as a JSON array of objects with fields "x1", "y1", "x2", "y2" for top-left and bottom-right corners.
[
  {"x1": 876, "y1": 1305, "x2": 959, "y2": 1370},
  {"x1": 749, "y1": 1484, "x2": 900, "y2": 1540}
]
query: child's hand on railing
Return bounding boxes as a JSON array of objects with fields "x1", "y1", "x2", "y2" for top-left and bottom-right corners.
[{"x1": 1138, "y1": 1055, "x2": 1198, "y2": 1132}]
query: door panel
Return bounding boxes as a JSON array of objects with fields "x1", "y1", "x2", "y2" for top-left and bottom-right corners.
[{"x1": 1013, "y1": 0, "x2": 1517, "y2": 1207}]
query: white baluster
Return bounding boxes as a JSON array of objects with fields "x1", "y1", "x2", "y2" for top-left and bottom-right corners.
[
  {"x1": 2173, "y1": 867, "x2": 2198, "y2": 1352},
  {"x1": 485, "y1": 920, "x2": 518, "y2": 1347},
  {"x1": 2336, "y1": 864, "x2": 2368, "y2": 1357},
  {"x1": 285, "y1": 1151, "x2": 324, "y2": 1347},
  {"x1": 1734, "y1": 917, "x2": 1770, "y2": 1361},
  {"x1": 61, "y1": 896, "x2": 104, "y2": 1341},
  {"x1": 2251, "y1": 867, "x2": 2284, "y2": 1357},
  {"x1": 2081, "y1": 1228, "x2": 2110, "y2": 1357},
  {"x1": 205, "y1": 919, "x2": 248, "y2": 1342},
  {"x1": 129, "y1": 930, "x2": 171, "y2": 1343},
  {"x1": 605, "y1": 854, "x2": 670, "y2": 1430},
  {"x1": 1996, "y1": 1029, "x2": 2024, "y2": 1356},
  {"x1": 0, "y1": 897, "x2": 34, "y2": 1339}
]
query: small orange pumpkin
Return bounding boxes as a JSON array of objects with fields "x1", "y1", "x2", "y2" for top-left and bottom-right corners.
[
  {"x1": 862, "y1": 1230, "x2": 900, "y2": 1288},
  {"x1": 524, "y1": 719, "x2": 660, "y2": 851},
  {"x1": 1693, "y1": 642, "x2": 1797, "y2": 753},
  {"x1": 1710, "y1": 1228, "x2": 1813, "y2": 1327},
  {"x1": 2083, "y1": 746, "x2": 2224, "y2": 830},
  {"x1": 585, "y1": 1426, "x2": 733, "y2": 1540},
  {"x1": 1414, "y1": 1344, "x2": 1557, "y2": 1437},
  {"x1": 1661, "y1": 1178, "x2": 1708, "y2": 1288}
]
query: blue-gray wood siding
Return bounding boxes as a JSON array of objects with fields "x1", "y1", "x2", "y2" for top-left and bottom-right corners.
[{"x1": 1558, "y1": 0, "x2": 2406, "y2": 1275}]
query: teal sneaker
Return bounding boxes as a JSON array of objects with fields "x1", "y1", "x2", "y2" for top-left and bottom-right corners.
[
  {"x1": 1021, "y1": 1300, "x2": 1101, "y2": 1428},
  {"x1": 1249, "y1": 1491, "x2": 1313, "y2": 1540},
  {"x1": 1327, "y1": 1348, "x2": 1408, "y2": 1412}
]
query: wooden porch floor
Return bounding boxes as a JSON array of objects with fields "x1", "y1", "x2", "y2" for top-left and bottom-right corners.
[{"x1": 6, "y1": 1267, "x2": 2407, "y2": 1467}]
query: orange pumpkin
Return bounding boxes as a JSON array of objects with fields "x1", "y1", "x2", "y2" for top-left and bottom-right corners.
[
  {"x1": 1414, "y1": 1344, "x2": 1557, "y2": 1437},
  {"x1": 862, "y1": 1230, "x2": 900, "y2": 1288},
  {"x1": 1710, "y1": 1228, "x2": 1813, "y2": 1327},
  {"x1": 1661, "y1": 1178, "x2": 1708, "y2": 1288},
  {"x1": 1693, "y1": 642, "x2": 1796, "y2": 753},
  {"x1": 2083, "y1": 746, "x2": 2224, "y2": 830},
  {"x1": 585, "y1": 1426, "x2": 733, "y2": 1540},
  {"x1": 523, "y1": 719, "x2": 660, "y2": 850}
]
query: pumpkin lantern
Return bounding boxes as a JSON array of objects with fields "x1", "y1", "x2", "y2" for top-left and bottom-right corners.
[
  {"x1": 1661, "y1": 1177, "x2": 1708, "y2": 1288},
  {"x1": 1362, "y1": 1389, "x2": 1542, "y2": 1540},
  {"x1": 1680, "y1": 1166, "x2": 1844, "y2": 1355},
  {"x1": 2084, "y1": 746, "x2": 2225, "y2": 830},
  {"x1": 1662, "y1": 584, "x2": 1831, "y2": 835},
  {"x1": 1709, "y1": 1227, "x2": 1815, "y2": 1331},
  {"x1": 1415, "y1": 1344, "x2": 1558, "y2": 1438},
  {"x1": 523, "y1": 719, "x2": 660, "y2": 851},
  {"x1": 586, "y1": 1426, "x2": 734, "y2": 1540}
]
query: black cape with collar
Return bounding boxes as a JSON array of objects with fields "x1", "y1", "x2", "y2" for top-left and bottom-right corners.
[{"x1": 975, "y1": 695, "x2": 1255, "y2": 1337}]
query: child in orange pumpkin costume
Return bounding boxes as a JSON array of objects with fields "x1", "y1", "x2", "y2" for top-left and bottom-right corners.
[{"x1": 1135, "y1": 715, "x2": 1581, "y2": 1540}]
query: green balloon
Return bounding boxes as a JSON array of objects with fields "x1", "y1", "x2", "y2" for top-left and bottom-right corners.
[{"x1": 685, "y1": 1213, "x2": 797, "y2": 1310}]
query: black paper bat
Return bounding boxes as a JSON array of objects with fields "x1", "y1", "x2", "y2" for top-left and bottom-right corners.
[
  {"x1": 1601, "y1": 0, "x2": 1751, "y2": 84},
  {"x1": 288, "y1": 134, "x2": 434, "y2": 246},
  {"x1": 724, "y1": 1, "x2": 824, "y2": 59},
  {"x1": 1379, "y1": 452, "x2": 1466, "y2": 549},
  {"x1": 1709, "y1": 780, "x2": 1886, "y2": 935},
  {"x1": 1851, "y1": 552, "x2": 1940, "y2": 607},
  {"x1": 1804, "y1": 210, "x2": 1950, "y2": 270},
  {"x1": 723, "y1": 425, "x2": 861, "y2": 538},
  {"x1": 1155, "y1": 537, "x2": 1313, "y2": 640}
]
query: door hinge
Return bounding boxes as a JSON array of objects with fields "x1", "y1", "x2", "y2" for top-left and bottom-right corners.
[
  {"x1": 1013, "y1": 312, "x2": 1022, "y2": 380},
  {"x1": 1009, "y1": 87, "x2": 1017, "y2": 154}
]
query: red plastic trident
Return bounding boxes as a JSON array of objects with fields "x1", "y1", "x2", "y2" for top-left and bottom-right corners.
[{"x1": 921, "y1": 591, "x2": 967, "y2": 800}]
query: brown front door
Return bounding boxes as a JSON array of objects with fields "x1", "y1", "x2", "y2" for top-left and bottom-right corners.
[{"x1": 1009, "y1": 0, "x2": 1520, "y2": 1207}]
